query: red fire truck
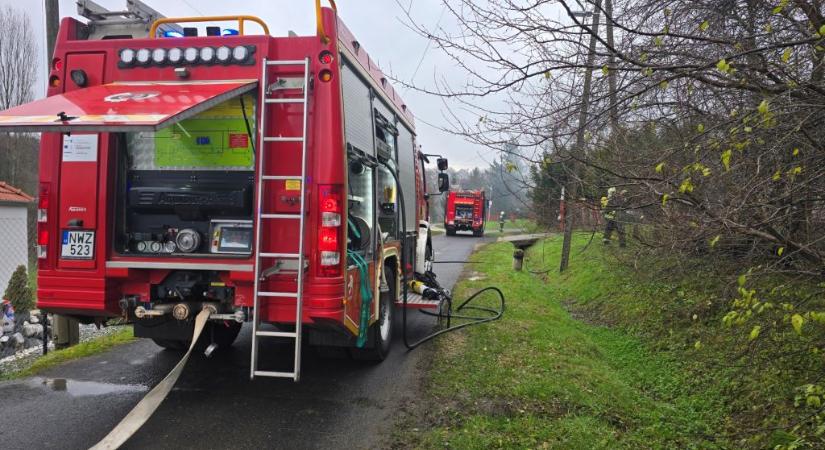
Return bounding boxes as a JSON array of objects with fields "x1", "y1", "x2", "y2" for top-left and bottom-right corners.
[
  {"x1": 0, "y1": 2, "x2": 450, "y2": 381},
  {"x1": 445, "y1": 190, "x2": 487, "y2": 237}
]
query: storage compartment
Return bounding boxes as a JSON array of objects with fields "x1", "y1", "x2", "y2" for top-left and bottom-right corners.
[
  {"x1": 113, "y1": 95, "x2": 256, "y2": 257},
  {"x1": 117, "y1": 170, "x2": 254, "y2": 256}
]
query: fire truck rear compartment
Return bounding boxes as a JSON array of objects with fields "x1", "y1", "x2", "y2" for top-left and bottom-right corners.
[
  {"x1": 116, "y1": 169, "x2": 255, "y2": 256},
  {"x1": 112, "y1": 96, "x2": 258, "y2": 258}
]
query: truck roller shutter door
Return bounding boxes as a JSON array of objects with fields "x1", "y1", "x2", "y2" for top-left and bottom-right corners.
[
  {"x1": 397, "y1": 125, "x2": 417, "y2": 231},
  {"x1": 373, "y1": 98, "x2": 393, "y2": 128},
  {"x1": 341, "y1": 62, "x2": 374, "y2": 156}
]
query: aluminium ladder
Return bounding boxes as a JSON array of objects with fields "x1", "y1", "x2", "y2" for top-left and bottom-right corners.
[{"x1": 250, "y1": 57, "x2": 311, "y2": 381}]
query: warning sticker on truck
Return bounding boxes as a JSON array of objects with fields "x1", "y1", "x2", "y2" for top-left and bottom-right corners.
[{"x1": 62, "y1": 135, "x2": 98, "y2": 162}]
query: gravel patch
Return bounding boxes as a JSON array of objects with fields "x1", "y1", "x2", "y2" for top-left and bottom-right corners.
[{"x1": 0, "y1": 320, "x2": 131, "y2": 377}]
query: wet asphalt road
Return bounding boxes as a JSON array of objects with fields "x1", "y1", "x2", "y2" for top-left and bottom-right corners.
[{"x1": 0, "y1": 234, "x2": 487, "y2": 450}]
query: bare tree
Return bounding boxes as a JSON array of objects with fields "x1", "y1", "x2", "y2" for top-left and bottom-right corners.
[
  {"x1": 0, "y1": 5, "x2": 40, "y2": 267},
  {"x1": 397, "y1": 0, "x2": 825, "y2": 444},
  {"x1": 0, "y1": 5, "x2": 37, "y2": 111}
]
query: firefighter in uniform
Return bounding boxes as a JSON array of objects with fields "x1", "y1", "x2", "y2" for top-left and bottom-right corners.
[
  {"x1": 499, "y1": 211, "x2": 506, "y2": 232},
  {"x1": 601, "y1": 187, "x2": 626, "y2": 247}
]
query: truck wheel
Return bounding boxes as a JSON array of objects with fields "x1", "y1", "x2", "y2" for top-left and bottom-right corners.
[
  {"x1": 152, "y1": 322, "x2": 242, "y2": 352},
  {"x1": 446, "y1": 227, "x2": 455, "y2": 236},
  {"x1": 350, "y1": 272, "x2": 394, "y2": 361}
]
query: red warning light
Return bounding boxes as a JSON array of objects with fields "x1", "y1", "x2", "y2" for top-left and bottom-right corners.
[{"x1": 319, "y1": 51, "x2": 334, "y2": 65}]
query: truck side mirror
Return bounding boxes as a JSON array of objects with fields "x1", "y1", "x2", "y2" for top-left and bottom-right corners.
[
  {"x1": 437, "y1": 158, "x2": 448, "y2": 171},
  {"x1": 438, "y1": 173, "x2": 450, "y2": 193}
]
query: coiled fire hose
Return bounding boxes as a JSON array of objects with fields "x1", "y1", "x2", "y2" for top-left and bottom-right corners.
[
  {"x1": 90, "y1": 308, "x2": 212, "y2": 450},
  {"x1": 376, "y1": 158, "x2": 505, "y2": 350},
  {"x1": 346, "y1": 217, "x2": 374, "y2": 348},
  {"x1": 350, "y1": 250, "x2": 373, "y2": 348}
]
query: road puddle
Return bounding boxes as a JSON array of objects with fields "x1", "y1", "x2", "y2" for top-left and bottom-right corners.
[{"x1": 30, "y1": 377, "x2": 147, "y2": 397}]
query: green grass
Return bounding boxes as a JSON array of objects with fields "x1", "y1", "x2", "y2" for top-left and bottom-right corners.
[
  {"x1": 484, "y1": 218, "x2": 539, "y2": 236},
  {"x1": 27, "y1": 266, "x2": 37, "y2": 293},
  {"x1": 394, "y1": 234, "x2": 731, "y2": 449},
  {"x1": 1, "y1": 326, "x2": 135, "y2": 381},
  {"x1": 431, "y1": 218, "x2": 538, "y2": 238}
]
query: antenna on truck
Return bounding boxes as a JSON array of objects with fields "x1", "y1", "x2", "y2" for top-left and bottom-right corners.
[{"x1": 76, "y1": 0, "x2": 182, "y2": 39}]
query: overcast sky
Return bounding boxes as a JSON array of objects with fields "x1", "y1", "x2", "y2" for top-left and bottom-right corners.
[{"x1": 0, "y1": 0, "x2": 494, "y2": 169}]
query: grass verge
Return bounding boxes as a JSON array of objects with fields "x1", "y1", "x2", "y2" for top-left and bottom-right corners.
[
  {"x1": 1, "y1": 326, "x2": 135, "y2": 381},
  {"x1": 392, "y1": 234, "x2": 730, "y2": 449}
]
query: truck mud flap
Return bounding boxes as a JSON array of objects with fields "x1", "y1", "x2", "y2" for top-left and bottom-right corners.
[{"x1": 90, "y1": 308, "x2": 211, "y2": 450}]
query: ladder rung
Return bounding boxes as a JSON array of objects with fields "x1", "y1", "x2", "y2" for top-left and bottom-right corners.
[
  {"x1": 258, "y1": 291, "x2": 299, "y2": 298},
  {"x1": 256, "y1": 330, "x2": 298, "y2": 338},
  {"x1": 264, "y1": 136, "x2": 303, "y2": 143},
  {"x1": 254, "y1": 370, "x2": 297, "y2": 378},
  {"x1": 261, "y1": 214, "x2": 301, "y2": 219},
  {"x1": 266, "y1": 60, "x2": 307, "y2": 66},
  {"x1": 262, "y1": 175, "x2": 302, "y2": 181},
  {"x1": 265, "y1": 98, "x2": 304, "y2": 104},
  {"x1": 260, "y1": 252, "x2": 301, "y2": 258}
]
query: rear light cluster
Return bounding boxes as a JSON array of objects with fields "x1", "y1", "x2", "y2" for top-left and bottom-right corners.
[
  {"x1": 118, "y1": 45, "x2": 255, "y2": 68},
  {"x1": 318, "y1": 50, "x2": 334, "y2": 83},
  {"x1": 49, "y1": 58, "x2": 62, "y2": 88},
  {"x1": 37, "y1": 183, "x2": 50, "y2": 262},
  {"x1": 317, "y1": 185, "x2": 343, "y2": 277}
]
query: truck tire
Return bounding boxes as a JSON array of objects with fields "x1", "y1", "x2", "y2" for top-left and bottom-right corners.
[
  {"x1": 350, "y1": 271, "x2": 394, "y2": 361},
  {"x1": 446, "y1": 227, "x2": 455, "y2": 236},
  {"x1": 152, "y1": 322, "x2": 242, "y2": 352}
]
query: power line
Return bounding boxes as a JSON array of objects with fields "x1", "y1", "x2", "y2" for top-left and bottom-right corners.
[
  {"x1": 408, "y1": 2, "x2": 448, "y2": 85},
  {"x1": 180, "y1": 0, "x2": 205, "y2": 16}
]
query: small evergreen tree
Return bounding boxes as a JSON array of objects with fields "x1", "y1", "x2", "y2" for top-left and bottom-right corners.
[{"x1": 4, "y1": 265, "x2": 33, "y2": 312}]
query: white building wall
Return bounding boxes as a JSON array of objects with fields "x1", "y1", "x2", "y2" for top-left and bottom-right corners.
[{"x1": 0, "y1": 205, "x2": 29, "y2": 293}]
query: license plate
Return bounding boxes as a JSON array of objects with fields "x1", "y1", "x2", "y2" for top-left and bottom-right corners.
[{"x1": 61, "y1": 230, "x2": 95, "y2": 259}]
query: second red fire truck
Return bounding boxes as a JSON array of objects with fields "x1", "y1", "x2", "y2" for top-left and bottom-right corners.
[
  {"x1": 0, "y1": 2, "x2": 450, "y2": 381},
  {"x1": 444, "y1": 190, "x2": 487, "y2": 237}
]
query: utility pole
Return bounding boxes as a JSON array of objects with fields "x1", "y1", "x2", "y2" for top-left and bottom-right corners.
[
  {"x1": 559, "y1": 0, "x2": 602, "y2": 272},
  {"x1": 44, "y1": 0, "x2": 80, "y2": 349},
  {"x1": 45, "y1": 0, "x2": 59, "y2": 64}
]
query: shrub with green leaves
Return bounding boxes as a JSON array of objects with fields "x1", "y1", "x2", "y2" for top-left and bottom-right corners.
[{"x1": 4, "y1": 265, "x2": 34, "y2": 312}]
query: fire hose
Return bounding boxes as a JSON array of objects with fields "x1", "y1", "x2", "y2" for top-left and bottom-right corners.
[
  {"x1": 90, "y1": 308, "x2": 212, "y2": 450},
  {"x1": 376, "y1": 158, "x2": 505, "y2": 351}
]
